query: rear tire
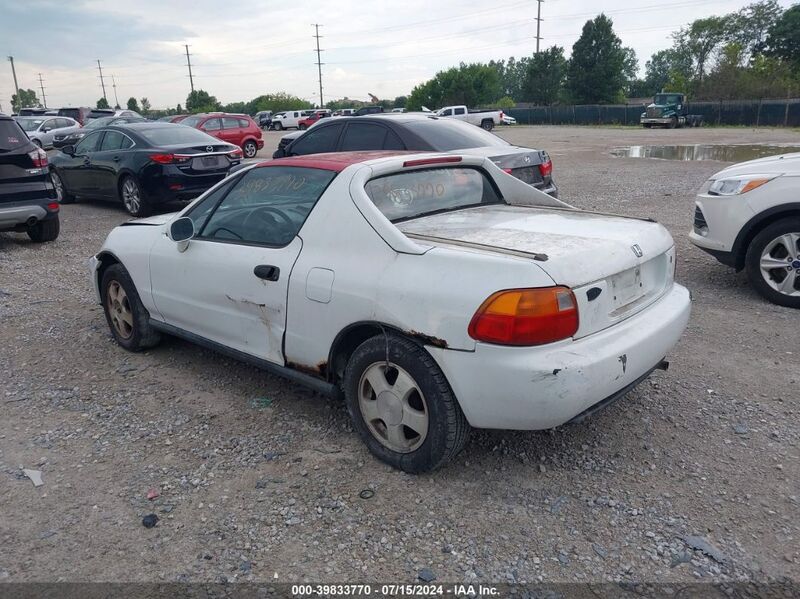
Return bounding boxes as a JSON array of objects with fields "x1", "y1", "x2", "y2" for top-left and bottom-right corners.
[
  {"x1": 27, "y1": 215, "x2": 59, "y2": 242},
  {"x1": 744, "y1": 218, "x2": 800, "y2": 309},
  {"x1": 481, "y1": 119, "x2": 494, "y2": 131},
  {"x1": 119, "y1": 175, "x2": 151, "y2": 217},
  {"x1": 343, "y1": 334, "x2": 470, "y2": 473},
  {"x1": 243, "y1": 140, "x2": 258, "y2": 158},
  {"x1": 101, "y1": 264, "x2": 161, "y2": 351}
]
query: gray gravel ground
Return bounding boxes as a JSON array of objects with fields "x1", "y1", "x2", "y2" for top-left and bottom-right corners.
[{"x1": 0, "y1": 126, "x2": 798, "y2": 586}]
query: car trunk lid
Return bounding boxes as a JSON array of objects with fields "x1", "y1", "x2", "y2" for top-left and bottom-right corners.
[{"x1": 397, "y1": 205, "x2": 676, "y2": 337}]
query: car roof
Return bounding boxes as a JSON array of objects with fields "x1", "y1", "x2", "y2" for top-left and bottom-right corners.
[{"x1": 256, "y1": 151, "x2": 413, "y2": 172}]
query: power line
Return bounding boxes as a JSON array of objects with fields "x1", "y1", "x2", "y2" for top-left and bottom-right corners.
[
  {"x1": 535, "y1": 0, "x2": 543, "y2": 53},
  {"x1": 96, "y1": 59, "x2": 107, "y2": 101},
  {"x1": 185, "y1": 44, "x2": 195, "y2": 93},
  {"x1": 37, "y1": 73, "x2": 47, "y2": 108},
  {"x1": 8, "y1": 56, "x2": 19, "y2": 110},
  {"x1": 313, "y1": 24, "x2": 324, "y2": 108}
]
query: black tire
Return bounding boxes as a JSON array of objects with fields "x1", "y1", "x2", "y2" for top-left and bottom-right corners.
[
  {"x1": 643, "y1": 124, "x2": 652, "y2": 129},
  {"x1": 299, "y1": 124, "x2": 307, "y2": 130},
  {"x1": 744, "y1": 217, "x2": 800, "y2": 309},
  {"x1": 100, "y1": 264, "x2": 162, "y2": 351},
  {"x1": 51, "y1": 170, "x2": 75, "y2": 204},
  {"x1": 273, "y1": 121, "x2": 283, "y2": 131},
  {"x1": 481, "y1": 119, "x2": 494, "y2": 131},
  {"x1": 669, "y1": 116, "x2": 677, "y2": 129},
  {"x1": 27, "y1": 215, "x2": 59, "y2": 242},
  {"x1": 242, "y1": 140, "x2": 258, "y2": 159},
  {"x1": 343, "y1": 334, "x2": 470, "y2": 473},
  {"x1": 119, "y1": 175, "x2": 152, "y2": 217}
]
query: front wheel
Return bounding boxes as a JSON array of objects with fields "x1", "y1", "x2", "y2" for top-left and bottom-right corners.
[
  {"x1": 27, "y1": 215, "x2": 59, "y2": 242},
  {"x1": 101, "y1": 264, "x2": 161, "y2": 351},
  {"x1": 273, "y1": 122, "x2": 283, "y2": 131},
  {"x1": 119, "y1": 176, "x2": 151, "y2": 217},
  {"x1": 669, "y1": 116, "x2": 677, "y2": 129},
  {"x1": 343, "y1": 334, "x2": 470, "y2": 473},
  {"x1": 745, "y1": 218, "x2": 800, "y2": 308}
]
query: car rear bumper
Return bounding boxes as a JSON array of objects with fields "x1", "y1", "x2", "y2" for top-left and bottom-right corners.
[
  {"x1": 0, "y1": 199, "x2": 59, "y2": 230},
  {"x1": 426, "y1": 283, "x2": 691, "y2": 430},
  {"x1": 144, "y1": 168, "x2": 230, "y2": 203}
]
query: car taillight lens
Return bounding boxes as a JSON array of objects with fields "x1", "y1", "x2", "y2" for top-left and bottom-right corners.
[
  {"x1": 538, "y1": 160, "x2": 552, "y2": 178},
  {"x1": 29, "y1": 147, "x2": 48, "y2": 168},
  {"x1": 468, "y1": 287, "x2": 579, "y2": 346},
  {"x1": 150, "y1": 153, "x2": 190, "y2": 164}
]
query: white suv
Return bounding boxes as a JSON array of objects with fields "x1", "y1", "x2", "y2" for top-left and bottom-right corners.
[
  {"x1": 270, "y1": 110, "x2": 305, "y2": 130},
  {"x1": 689, "y1": 152, "x2": 800, "y2": 308}
]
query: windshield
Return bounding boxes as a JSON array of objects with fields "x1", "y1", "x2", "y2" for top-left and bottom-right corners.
[
  {"x1": 404, "y1": 119, "x2": 509, "y2": 151},
  {"x1": 654, "y1": 94, "x2": 682, "y2": 105},
  {"x1": 180, "y1": 116, "x2": 203, "y2": 128},
  {"x1": 139, "y1": 126, "x2": 219, "y2": 146},
  {"x1": 16, "y1": 118, "x2": 44, "y2": 132},
  {"x1": 365, "y1": 167, "x2": 504, "y2": 222}
]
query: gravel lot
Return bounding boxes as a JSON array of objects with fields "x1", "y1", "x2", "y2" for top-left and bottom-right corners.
[{"x1": 1, "y1": 126, "x2": 798, "y2": 586}]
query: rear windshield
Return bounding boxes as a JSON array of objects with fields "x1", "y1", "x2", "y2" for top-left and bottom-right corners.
[
  {"x1": 16, "y1": 118, "x2": 44, "y2": 132},
  {"x1": 365, "y1": 167, "x2": 503, "y2": 222},
  {"x1": 0, "y1": 120, "x2": 28, "y2": 151},
  {"x1": 404, "y1": 119, "x2": 509, "y2": 151},
  {"x1": 139, "y1": 126, "x2": 218, "y2": 146},
  {"x1": 180, "y1": 116, "x2": 203, "y2": 128}
]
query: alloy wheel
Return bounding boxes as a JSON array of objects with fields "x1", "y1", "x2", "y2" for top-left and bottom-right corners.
[
  {"x1": 122, "y1": 179, "x2": 140, "y2": 214},
  {"x1": 106, "y1": 280, "x2": 134, "y2": 339},
  {"x1": 357, "y1": 362, "x2": 429, "y2": 453},
  {"x1": 51, "y1": 172, "x2": 64, "y2": 201},
  {"x1": 243, "y1": 142, "x2": 257, "y2": 158},
  {"x1": 759, "y1": 232, "x2": 800, "y2": 297}
]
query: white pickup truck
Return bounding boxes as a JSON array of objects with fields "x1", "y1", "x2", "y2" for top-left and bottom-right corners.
[{"x1": 435, "y1": 105, "x2": 504, "y2": 131}]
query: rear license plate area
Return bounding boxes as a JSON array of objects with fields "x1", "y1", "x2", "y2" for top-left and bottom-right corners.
[
  {"x1": 192, "y1": 156, "x2": 226, "y2": 170},
  {"x1": 610, "y1": 266, "x2": 643, "y2": 309}
]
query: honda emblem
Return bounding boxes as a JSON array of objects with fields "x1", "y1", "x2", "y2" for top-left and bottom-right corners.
[{"x1": 631, "y1": 244, "x2": 643, "y2": 257}]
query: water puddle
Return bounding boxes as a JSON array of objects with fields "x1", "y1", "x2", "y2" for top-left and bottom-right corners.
[{"x1": 611, "y1": 144, "x2": 800, "y2": 162}]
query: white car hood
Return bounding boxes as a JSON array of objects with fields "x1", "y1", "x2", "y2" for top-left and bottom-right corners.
[
  {"x1": 397, "y1": 205, "x2": 673, "y2": 287},
  {"x1": 125, "y1": 212, "x2": 178, "y2": 226},
  {"x1": 715, "y1": 152, "x2": 800, "y2": 177}
]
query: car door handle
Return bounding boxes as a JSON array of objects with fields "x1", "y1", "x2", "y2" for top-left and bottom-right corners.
[
  {"x1": 112, "y1": 156, "x2": 121, "y2": 162},
  {"x1": 253, "y1": 264, "x2": 280, "y2": 281}
]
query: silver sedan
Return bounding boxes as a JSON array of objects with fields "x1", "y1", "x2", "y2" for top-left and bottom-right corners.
[{"x1": 14, "y1": 116, "x2": 81, "y2": 149}]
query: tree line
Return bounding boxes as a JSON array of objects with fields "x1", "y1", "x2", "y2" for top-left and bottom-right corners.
[{"x1": 406, "y1": 1, "x2": 800, "y2": 109}]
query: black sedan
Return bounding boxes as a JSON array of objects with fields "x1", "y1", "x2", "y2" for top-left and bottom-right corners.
[
  {"x1": 52, "y1": 115, "x2": 148, "y2": 149},
  {"x1": 50, "y1": 122, "x2": 242, "y2": 217},
  {"x1": 270, "y1": 114, "x2": 557, "y2": 197}
]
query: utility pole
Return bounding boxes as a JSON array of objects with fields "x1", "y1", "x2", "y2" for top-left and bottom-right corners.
[
  {"x1": 37, "y1": 73, "x2": 47, "y2": 108},
  {"x1": 8, "y1": 56, "x2": 20, "y2": 111},
  {"x1": 96, "y1": 59, "x2": 107, "y2": 101},
  {"x1": 312, "y1": 24, "x2": 324, "y2": 108},
  {"x1": 185, "y1": 44, "x2": 195, "y2": 94},
  {"x1": 111, "y1": 75, "x2": 120, "y2": 108},
  {"x1": 535, "y1": 0, "x2": 543, "y2": 53}
]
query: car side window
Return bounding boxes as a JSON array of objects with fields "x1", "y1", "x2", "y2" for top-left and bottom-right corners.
[
  {"x1": 383, "y1": 129, "x2": 405, "y2": 150},
  {"x1": 289, "y1": 123, "x2": 344, "y2": 155},
  {"x1": 203, "y1": 119, "x2": 221, "y2": 131},
  {"x1": 340, "y1": 123, "x2": 388, "y2": 151},
  {"x1": 119, "y1": 135, "x2": 134, "y2": 150},
  {"x1": 75, "y1": 131, "x2": 104, "y2": 154},
  {"x1": 238, "y1": 118, "x2": 249, "y2": 128},
  {"x1": 222, "y1": 117, "x2": 240, "y2": 129},
  {"x1": 454, "y1": 107, "x2": 466, "y2": 115},
  {"x1": 441, "y1": 109, "x2": 452, "y2": 116},
  {"x1": 41, "y1": 119, "x2": 56, "y2": 131},
  {"x1": 185, "y1": 177, "x2": 238, "y2": 232},
  {"x1": 100, "y1": 131, "x2": 125, "y2": 151},
  {"x1": 198, "y1": 166, "x2": 336, "y2": 247}
]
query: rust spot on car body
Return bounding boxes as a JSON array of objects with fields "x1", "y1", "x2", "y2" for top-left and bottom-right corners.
[
  {"x1": 287, "y1": 361, "x2": 328, "y2": 379},
  {"x1": 407, "y1": 331, "x2": 448, "y2": 349}
]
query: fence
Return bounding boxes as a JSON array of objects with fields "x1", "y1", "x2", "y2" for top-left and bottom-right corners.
[{"x1": 506, "y1": 99, "x2": 800, "y2": 127}]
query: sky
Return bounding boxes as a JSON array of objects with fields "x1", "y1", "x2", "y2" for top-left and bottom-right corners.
[{"x1": 1, "y1": 0, "x2": 796, "y2": 111}]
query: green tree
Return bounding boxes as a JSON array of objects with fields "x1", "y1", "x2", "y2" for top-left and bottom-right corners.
[
  {"x1": 96, "y1": 97, "x2": 110, "y2": 109},
  {"x1": 393, "y1": 95, "x2": 407, "y2": 108},
  {"x1": 674, "y1": 16, "x2": 731, "y2": 87},
  {"x1": 11, "y1": 88, "x2": 39, "y2": 111},
  {"x1": 126, "y1": 97, "x2": 140, "y2": 112},
  {"x1": 729, "y1": 0, "x2": 783, "y2": 58},
  {"x1": 407, "y1": 62, "x2": 502, "y2": 111},
  {"x1": 764, "y1": 4, "x2": 800, "y2": 71},
  {"x1": 245, "y1": 93, "x2": 313, "y2": 114},
  {"x1": 517, "y1": 47, "x2": 568, "y2": 104},
  {"x1": 644, "y1": 47, "x2": 694, "y2": 95},
  {"x1": 565, "y1": 15, "x2": 627, "y2": 104},
  {"x1": 176, "y1": 103, "x2": 183, "y2": 113},
  {"x1": 186, "y1": 89, "x2": 220, "y2": 113}
]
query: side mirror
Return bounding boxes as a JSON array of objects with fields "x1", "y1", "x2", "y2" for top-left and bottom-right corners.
[
  {"x1": 169, "y1": 217, "x2": 195, "y2": 252},
  {"x1": 61, "y1": 145, "x2": 75, "y2": 156}
]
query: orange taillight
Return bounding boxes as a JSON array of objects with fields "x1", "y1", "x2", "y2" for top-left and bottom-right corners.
[{"x1": 468, "y1": 287, "x2": 579, "y2": 346}]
